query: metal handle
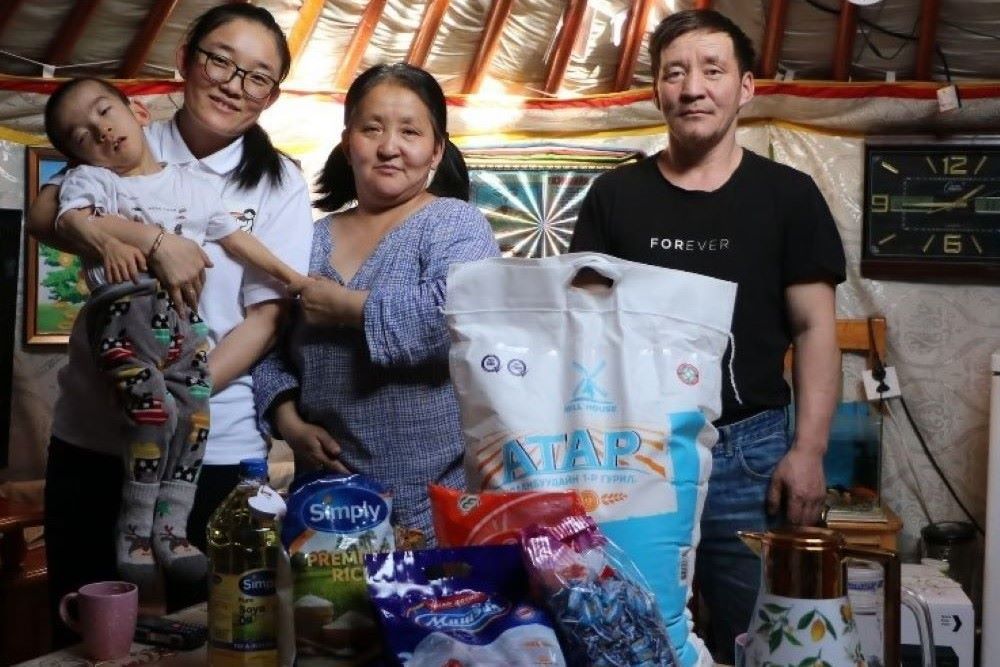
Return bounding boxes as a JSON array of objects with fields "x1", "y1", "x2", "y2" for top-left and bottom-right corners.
[
  {"x1": 843, "y1": 545, "x2": 900, "y2": 667},
  {"x1": 901, "y1": 586, "x2": 937, "y2": 667}
]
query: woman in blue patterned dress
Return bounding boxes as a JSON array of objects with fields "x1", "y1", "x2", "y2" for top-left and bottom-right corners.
[{"x1": 253, "y1": 64, "x2": 499, "y2": 545}]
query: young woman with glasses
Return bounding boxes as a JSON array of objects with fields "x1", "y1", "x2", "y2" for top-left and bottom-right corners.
[{"x1": 26, "y1": 4, "x2": 312, "y2": 645}]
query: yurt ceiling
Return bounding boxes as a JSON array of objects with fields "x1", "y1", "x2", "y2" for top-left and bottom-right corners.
[{"x1": 1, "y1": 0, "x2": 998, "y2": 101}]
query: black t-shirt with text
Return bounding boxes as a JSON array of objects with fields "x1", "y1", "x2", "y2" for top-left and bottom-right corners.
[{"x1": 569, "y1": 149, "x2": 846, "y2": 423}]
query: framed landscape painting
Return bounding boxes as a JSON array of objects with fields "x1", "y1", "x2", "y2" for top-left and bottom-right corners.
[{"x1": 25, "y1": 146, "x2": 84, "y2": 345}]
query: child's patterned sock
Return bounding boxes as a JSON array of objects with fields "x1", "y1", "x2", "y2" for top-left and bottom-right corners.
[
  {"x1": 116, "y1": 481, "x2": 159, "y2": 591},
  {"x1": 151, "y1": 479, "x2": 207, "y2": 584}
]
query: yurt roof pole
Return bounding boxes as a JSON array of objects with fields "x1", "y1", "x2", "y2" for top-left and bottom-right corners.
[
  {"x1": 334, "y1": 0, "x2": 389, "y2": 91},
  {"x1": 0, "y1": 0, "x2": 26, "y2": 42},
  {"x1": 119, "y1": 0, "x2": 180, "y2": 79},
  {"x1": 831, "y1": 0, "x2": 858, "y2": 81},
  {"x1": 408, "y1": 0, "x2": 451, "y2": 68},
  {"x1": 758, "y1": 0, "x2": 790, "y2": 79},
  {"x1": 462, "y1": 0, "x2": 514, "y2": 94},
  {"x1": 45, "y1": 0, "x2": 104, "y2": 65},
  {"x1": 287, "y1": 0, "x2": 326, "y2": 69},
  {"x1": 614, "y1": 0, "x2": 655, "y2": 91},
  {"x1": 914, "y1": 0, "x2": 942, "y2": 80}
]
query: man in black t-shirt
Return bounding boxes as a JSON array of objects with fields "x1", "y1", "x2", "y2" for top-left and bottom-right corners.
[{"x1": 570, "y1": 10, "x2": 846, "y2": 663}]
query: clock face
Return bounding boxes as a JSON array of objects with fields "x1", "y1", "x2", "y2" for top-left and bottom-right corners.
[{"x1": 862, "y1": 142, "x2": 1000, "y2": 282}]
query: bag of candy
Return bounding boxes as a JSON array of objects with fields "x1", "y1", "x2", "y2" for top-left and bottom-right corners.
[
  {"x1": 445, "y1": 253, "x2": 736, "y2": 667},
  {"x1": 366, "y1": 545, "x2": 565, "y2": 666},
  {"x1": 522, "y1": 514, "x2": 678, "y2": 666},
  {"x1": 428, "y1": 484, "x2": 586, "y2": 547},
  {"x1": 282, "y1": 472, "x2": 394, "y2": 663}
]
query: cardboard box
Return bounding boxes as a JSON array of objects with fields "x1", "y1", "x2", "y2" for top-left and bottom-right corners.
[{"x1": 900, "y1": 564, "x2": 974, "y2": 667}]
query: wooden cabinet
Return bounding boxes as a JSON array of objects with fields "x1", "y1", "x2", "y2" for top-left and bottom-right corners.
[
  {"x1": 828, "y1": 505, "x2": 903, "y2": 551},
  {"x1": 0, "y1": 498, "x2": 50, "y2": 664}
]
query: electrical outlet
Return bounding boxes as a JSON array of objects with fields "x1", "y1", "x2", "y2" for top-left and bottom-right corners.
[{"x1": 862, "y1": 366, "x2": 901, "y2": 400}]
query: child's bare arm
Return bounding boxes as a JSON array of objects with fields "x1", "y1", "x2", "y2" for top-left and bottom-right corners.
[
  {"x1": 56, "y1": 206, "x2": 159, "y2": 254},
  {"x1": 54, "y1": 207, "x2": 150, "y2": 283},
  {"x1": 218, "y1": 229, "x2": 306, "y2": 289},
  {"x1": 207, "y1": 300, "x2": 286, "y2": 392}
]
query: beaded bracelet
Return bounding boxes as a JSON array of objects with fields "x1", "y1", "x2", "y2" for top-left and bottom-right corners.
[{"x1": 147, "y1": 229, "x2": 166, "y2": 260}]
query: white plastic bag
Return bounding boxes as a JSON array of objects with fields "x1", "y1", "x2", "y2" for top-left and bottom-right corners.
[{"x1": 444, "y1": 252, "x2": 737, "y2": 667}]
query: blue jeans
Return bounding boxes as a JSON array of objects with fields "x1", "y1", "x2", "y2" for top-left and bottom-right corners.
[{"x1": 695, "y1": 408, "x2": 789, "y2": 664}]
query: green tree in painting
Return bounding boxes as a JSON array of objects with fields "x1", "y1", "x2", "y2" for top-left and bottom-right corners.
[{"x1": 39, "y1": 245, "x2": 86, "y2": 303}]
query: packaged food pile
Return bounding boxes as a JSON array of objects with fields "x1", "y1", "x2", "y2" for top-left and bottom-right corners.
[
  {"x1": 280, "y1": 473, "x2": 394, "y2": 663},
  {"x1": 366, "y1": 544, "x2": 565, "y2": 666},
  {"x1": 226, "y1": 252, "x2": 738, "y2": 666},
  {"x1": 521, "y1": 515, "x2": 679, "y2": 667},
  {"x1": 445, "y1": 252, "x2": 736, "y2": 666}
]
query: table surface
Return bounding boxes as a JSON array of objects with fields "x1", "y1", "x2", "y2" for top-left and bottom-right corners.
[
  {"x1": 15, "y1": 605, "x2": 208, "y2": 666},
  {"x1": 19, "y1": 604, "x2": 734, "y2": 666}
]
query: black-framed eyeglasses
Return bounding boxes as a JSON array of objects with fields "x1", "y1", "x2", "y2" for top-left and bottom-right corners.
[{"x1": 196, "y1": 47, "x2": 278, "y2": 101}]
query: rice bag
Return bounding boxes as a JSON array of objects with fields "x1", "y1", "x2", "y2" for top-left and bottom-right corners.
[
  {"x1": 428, "y1": 484, "x2": 586, "y2": 547},
  {"x1": 366, "y1": 545, "x2": 565, "y2": 666},
  {"x1": 281, "y1": 473, "x2": 395, "y2": 663},
  {"x1": 522, "y1": 514, "x2": 678, "y2": 666},
  {"x1": 445, "y1": 253, "x2": 737, "y2": 667}
]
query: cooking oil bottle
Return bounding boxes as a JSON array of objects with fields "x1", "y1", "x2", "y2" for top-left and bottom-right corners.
[{"x1": 207, "y1": 457, "x2": 280, "y2": 666}]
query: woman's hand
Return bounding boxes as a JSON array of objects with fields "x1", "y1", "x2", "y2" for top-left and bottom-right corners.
[
  {"x1": 147, "y1": 233, "x2": 213, "y2": 315},
  {"x1": 274, "y1": 401, "x2": 349, "y2": 473},
  {"x1": 294, "y1": 276, "x2": 368, "y2": 328},
  {"x1": 102, "y1": 237, "x2": 148, "y2": 284}
]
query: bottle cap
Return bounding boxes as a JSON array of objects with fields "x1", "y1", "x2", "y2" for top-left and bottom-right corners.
[
  {"x1": 239, "y1": 457, "x2": 268, "y2": 480},
  {"x1": 249, "y1": 485, "x2": 286, "y2": 520}
]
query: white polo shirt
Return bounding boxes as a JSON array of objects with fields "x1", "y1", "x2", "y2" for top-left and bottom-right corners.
[{"x1": 52, "y1": 117, "x2": 313, "y2": 465}]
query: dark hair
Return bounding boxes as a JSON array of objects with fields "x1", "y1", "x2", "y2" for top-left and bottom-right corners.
[
  {"x1": 648, "y1": 9, "x2": 756, "y2": 78},
  {"x1": 314, "y1": 63, "x2": 470, "y2": 212},
  {"x1": 183, "y1": 4, "x2": 291, "y2": 190},
  {"x1": 44, "y1": 77, "x2": 130, "y2": 162}
]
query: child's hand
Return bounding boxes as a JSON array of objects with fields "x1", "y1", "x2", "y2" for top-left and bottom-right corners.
[
  {"x1": 286, "y1": 272, "x2": 310, "y2": 295},
  {"x1": 102, "y1": 237, "x2": 147, "y2": 283},
  {"x1": 295, "y1": 275, "x2": 366, "y2": 328}
]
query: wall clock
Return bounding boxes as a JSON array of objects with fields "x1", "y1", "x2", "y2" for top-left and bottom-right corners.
[{"x1": 862, "y1": 136, "x2": 1000, "y2": 282}]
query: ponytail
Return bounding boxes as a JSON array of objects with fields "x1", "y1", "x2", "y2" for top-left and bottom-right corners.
[
  {"x1": 313, "y1": 143, "x2": 355, "y2": 213},
  {"x1": 233, "y1": 123, "x2": 285, "y2": 190},
  {"x1": 428, "y1": 140, "x2": 470, "y2": 202}
]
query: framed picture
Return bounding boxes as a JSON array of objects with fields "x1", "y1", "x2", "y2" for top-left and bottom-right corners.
[
  {"x1": 464, "y1": 145, "x2": 643, "y2": 258},
  {"x1": 24, "y1": 146, "x2": 85, "y2": 345}
]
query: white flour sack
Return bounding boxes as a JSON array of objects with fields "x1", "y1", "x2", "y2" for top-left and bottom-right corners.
[{"x1": 444, "y1": 252, "x2": 737, "y2": 667}]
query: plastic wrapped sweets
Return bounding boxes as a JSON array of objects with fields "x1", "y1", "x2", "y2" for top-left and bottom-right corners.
[{"x1": 366, "y1": 545, "x2": 565, "y2": 666}]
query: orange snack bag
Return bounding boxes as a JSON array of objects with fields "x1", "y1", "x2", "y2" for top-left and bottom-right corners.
[{"x1": 429, "y1": 484, "x2": 586, "y2": 547}]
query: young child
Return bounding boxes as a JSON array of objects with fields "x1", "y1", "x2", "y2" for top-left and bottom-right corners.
[{"x1": 43, "y1": 77, "x2": 305, "y2": 590}]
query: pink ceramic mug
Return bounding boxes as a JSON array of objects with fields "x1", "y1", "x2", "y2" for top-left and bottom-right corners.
[{"x1": 59, "y1": 581, "x2": 138, "y2": 660}]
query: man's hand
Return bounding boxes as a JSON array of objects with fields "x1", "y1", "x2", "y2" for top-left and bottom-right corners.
[
  {"x1": 147, "y1": 233, "x2": 212, "y2": 315},
  {"x1": 101, "y1": 237, "x2": 148, "y2": 284},
  {"x1": 767, "y1": 446, "x2": 826, "y2": 526}
]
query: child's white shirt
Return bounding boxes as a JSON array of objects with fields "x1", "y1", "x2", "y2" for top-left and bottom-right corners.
[{"x1": 57, "y1": 163, "x2": 240, "y2": 290}]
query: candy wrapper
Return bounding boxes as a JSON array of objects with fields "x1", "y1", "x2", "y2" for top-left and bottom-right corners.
[
  {"x1": 429, "y1": 484, "x2": 586, "y2": 547},
  {"x1": 521, "y1": 515, "x2": 679, "y2": 667},
  {"x1": 366, "y1": 545, "x2": 566, "y2": 666}
]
